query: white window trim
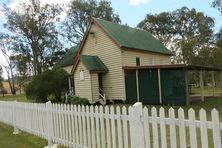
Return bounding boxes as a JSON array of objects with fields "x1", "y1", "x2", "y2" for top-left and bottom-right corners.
[{"x1": 80, "y1": 69, "x2": 84, "y2": 81}]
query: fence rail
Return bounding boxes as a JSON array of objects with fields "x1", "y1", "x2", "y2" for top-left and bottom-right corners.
[{"x1": 0, "y1": 101, "x2": 221, "y2": 148}]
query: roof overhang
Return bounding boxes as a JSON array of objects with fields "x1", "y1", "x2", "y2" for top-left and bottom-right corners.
[{"x1": 123, "y1": 64, "x2": 222, "y2": 71}]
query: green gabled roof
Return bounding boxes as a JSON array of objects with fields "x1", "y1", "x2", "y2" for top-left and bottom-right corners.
[
  {"x1": 94, "y1": 18, "x2": 172, "y2": 55},
  {"x1": 80, "y1": 55, "x2": 108, "y2": 72},
  {"x1": 58, "y1": 45, "x2": 79, "y2": 67}
]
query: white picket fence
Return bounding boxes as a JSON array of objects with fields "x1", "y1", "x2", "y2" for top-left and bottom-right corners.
[{"x1": 0, "y1": 101, "x2": 221, "y2": 148}]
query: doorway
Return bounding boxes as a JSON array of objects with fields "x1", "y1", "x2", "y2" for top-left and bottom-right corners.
[{"x1": 98, "y1": 73, "x2": 103, "y2": 97}]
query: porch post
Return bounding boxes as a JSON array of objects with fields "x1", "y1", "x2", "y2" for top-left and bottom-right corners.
[
  {"x1": 68, "y1": 76, "x2": 71, "y2": 92},
  {"x1": 199, "y1": 70, "x2": 204, "y2": 102},
  {"x1": 157, "y1": 68, "x2": 162, "y2": 104},
  {"x1": 211, "y1": 71, "x2": 215, "y2": 97},
  {"x1": 185, "y1": 70, "x2": 189, "y2": 105},
  {"x1": 220, "y1": 71, "x2": 222, "y2": 87}
]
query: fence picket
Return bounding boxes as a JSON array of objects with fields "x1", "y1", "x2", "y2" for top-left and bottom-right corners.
[
  {"x1": 64, "y1": 104, "x2": 68, "y2": 146},
  {"x1": 122, "y1": 106, "x2": 129, "y2": 148},
  {"x1": 71, "y1": 105, "x2": 75, "y2": 146},
  {"x1": 105, "y1": 106, "x2": 111, "y2": 148},
  {"x1": 110, "y1": 106, "x2": 116, "y2": 148},
  {"x1": 178, "y1": 108, "x2": 186, "y2": 148},
  {"x1": 188, "y1": 108, "x2": 197, "y2": 148},
  {"x1": 78, "y1": 105, "x2": 83, "y2": 147},
  {"x1": 169, "y1": 107, "x2": 177, "y2": 148},
  {"x1": 95, "y1": 106, "x2": 101, "y2": 148},
  {"x1": 54, "y1": 104, "x2": 59, "y2": 143},
  {"x1": 116, "y1": 106, "x2": 123, "y2": 148},
  {"x1": 67, "y1": 105, "x2": 72, "y2": 147},
  {"x1": 74, "y1": 105, "x2": 79, "y2": 146},
  {"x1": 143, "y1": 107, "x2": 150, "y2": 148},
  {"x1": 86, "y1": 106, "x2": 91, "y2": 147},
  {"x1": 90, "y1": 106, "x2": 96, "y2": 148},
  {"x1": 199, "y1": 109, "x2": 209, "y2": 148},
  {"x1": 159, "y1": 107, "x2": 167, "y2": 148},
  {"x1": 211, "y1": 109, "x2": 221, "y2": 148},
  {"x1": 99, "y1": 106, "x2": 105, "y2": 148},
  {"x1": 82, "y1": 106, "x2": 87, "y2": 147},
  {"x1": 151, "y1": 107, "x2": 159, "y2": 148}
]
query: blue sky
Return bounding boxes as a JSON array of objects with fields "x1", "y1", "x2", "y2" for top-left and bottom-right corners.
[
  {"x1": 0, "y1": 0, "x2": 221, "y2": 78},
  {"x1": 110, "y1": 0, "x2": 222, "y2": 32}
]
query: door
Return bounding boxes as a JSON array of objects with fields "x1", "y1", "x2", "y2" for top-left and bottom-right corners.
[{"x1": 98, "y1": 73, "x2": 103, "y2": 97}]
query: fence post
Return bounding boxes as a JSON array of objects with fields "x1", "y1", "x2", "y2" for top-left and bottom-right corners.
[
  {"x1": 129, "y1": 102, "x2": 145, "y2": 148},
  {"x1": 46, "y1": 101, "x2": 53, "y2": 147},
  {"x1": 13, "y1": 100, "x2": 19, "y2": 134}
]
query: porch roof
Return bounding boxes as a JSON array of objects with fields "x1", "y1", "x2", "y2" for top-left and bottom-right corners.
[
  {"x1": 122, "y1": 64, "x2": 222, "y2": 71},
  {"x1": 80, "y1": 55, "x2": 108, "y2": 72},
  {"x1": 57, "y1": 45, "x2": 79, "y2": 67}
]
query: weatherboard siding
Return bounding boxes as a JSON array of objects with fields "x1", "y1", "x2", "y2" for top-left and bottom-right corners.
[
  {"x1": 122, "y1": 48, "x2": 171, "y2": 66},
  {"x1": 62, "y1": 65, "x2": 73, "y2": 74},
  {"x1": 81, "y1": 24, "x2": 125, "y2": 100},
  {"x1": 91, "y1": 73, "x2": 100, "y2": 101},
  {"x1": 74, "y1": 62, "x2": 92, "y2": 101}
]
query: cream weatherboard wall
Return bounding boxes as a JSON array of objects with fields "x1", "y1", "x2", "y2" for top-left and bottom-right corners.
[
  {"x1": 74, "y1": 61, "x2": 93, "y2": 102},
  {"x1": 62, "y1": 65, "x2": 73, "y2": 74},
  {"x1": 91, "y1": 73, "x2": 100, "y2": 102},
  {"x1": 122, "y1": 48, "x2": 171, "y2": 66},
  {"x1": 80, "y1": 23, "x2": 125, "y2": 100}
]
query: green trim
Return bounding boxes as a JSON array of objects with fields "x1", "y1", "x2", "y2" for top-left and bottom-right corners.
[
  {"x1": 58, "y1": 45, "x2": 79, "y2": 67},
  {"x1": 80, "y1": 55, "x2": 108, "y2": 72}
]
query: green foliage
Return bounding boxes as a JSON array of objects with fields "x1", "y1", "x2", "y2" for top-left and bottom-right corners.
[
  {"x1": 212, "y1": 0, "x2": 222, "y2": 14},
  {"x1": 25, "y1": 68, "x2": 68, "y2": 102},
  {"x1": 66, "y1": 95, "x2": 89, "y2": 105},
  {"x1": 62, "y1": 0, "x2": 121, "y2": 44},
  {"x1": 3, "y1": 0, "x2": 63, "y2": 75},
  {"x1": 137, "y1": 7, "x2": 215, "y2": 64}
]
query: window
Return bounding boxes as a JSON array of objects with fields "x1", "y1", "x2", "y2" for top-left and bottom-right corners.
[
  {"x1": 136, "y1": 57, "x2": 140, "y2": 66},
  {"x1": 80, "y1": 69, "x2": 84, "y2": 81}
]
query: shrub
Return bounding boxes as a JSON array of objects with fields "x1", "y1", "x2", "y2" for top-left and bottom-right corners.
[
  {"x1": 25, "y1": 67, "x2": 68, "y2": 102},
  {"x1": 0, "y1": 89, "x2": 7, "y2": 97},
  {"x1": 66, "y1": 95, "x2": 89, "y2": 105}
]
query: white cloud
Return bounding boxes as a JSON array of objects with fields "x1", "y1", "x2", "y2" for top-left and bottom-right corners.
[
  {"x1": 128, "y1": 0, "x2": 152, "y2": 5},
  {"x1": 8, "y1": 0, "x2": 71, "y2": 11}
]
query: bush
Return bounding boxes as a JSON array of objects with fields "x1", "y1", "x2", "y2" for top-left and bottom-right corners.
[
  {"x1": 66, "y1": 96, "x2": 89, "y2": 105},
  {"x1": 0, "y1": 89, "x2": 7, "y2": 97},
  {"x1": 25, "y1": 67, "x2": 68, "y2": 102}
]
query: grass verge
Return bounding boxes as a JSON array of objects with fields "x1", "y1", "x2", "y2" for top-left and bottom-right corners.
[{"x1": 0, "y1": 122, "x2": 47, "y2": 148}]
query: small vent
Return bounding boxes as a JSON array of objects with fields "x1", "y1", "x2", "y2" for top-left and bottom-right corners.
[{"x1": 89, "y1": 32, "x2": 95, "y2": 37}]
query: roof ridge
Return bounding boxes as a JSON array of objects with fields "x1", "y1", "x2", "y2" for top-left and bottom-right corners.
[
  {"x1": 93, "y1": 18, "x2": 172, "y2": 55},
  {"x1": 94, "y1": 18, "x2": 153, "y2": 36}
]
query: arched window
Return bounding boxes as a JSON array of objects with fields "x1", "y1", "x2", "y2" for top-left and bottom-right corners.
[{"x1": 80, "y1": 69, "x2": 84, "y2": 81}]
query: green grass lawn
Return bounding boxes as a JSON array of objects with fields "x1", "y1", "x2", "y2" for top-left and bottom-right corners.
[
  {"x1": 191, "y1": 86, "x2": 222, "y2": 95},
  {"x1": 0, "y1": 122, "x2": 47, "y2": 148},
  {"x1": 147, "y1": 97, "x2": 222, "y2": 121},
  {"x1": 0, "y1": 94, "x2": 29, "y2": 102}
]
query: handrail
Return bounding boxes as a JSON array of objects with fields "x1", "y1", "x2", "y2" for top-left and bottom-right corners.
[{"x1": 99, "y1": 88, "x2": 106, "y2": 105}]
